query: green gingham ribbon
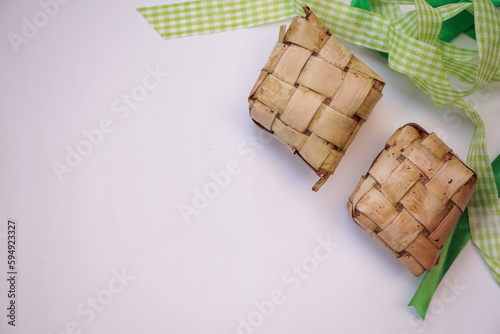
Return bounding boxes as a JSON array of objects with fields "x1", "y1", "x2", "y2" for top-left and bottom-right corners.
[
  {"x1": 137, "y1": 0, "x2": 297, "y2": 39},
  {"x1": 138, "y1": 0, "x2": 500, "y2": 318}
]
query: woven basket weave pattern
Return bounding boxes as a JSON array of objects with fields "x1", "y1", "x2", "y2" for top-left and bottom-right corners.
[
  {"x1": 248, "y1": 7, "x2": 385, "y2": 191},
  {"x1": 347, "y1": 124, "x2": 476, "y2": 276}
]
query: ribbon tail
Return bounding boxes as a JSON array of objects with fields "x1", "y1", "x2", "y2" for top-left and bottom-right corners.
[
  {"x1": 482, "y1": 253, "x2": 500, "y2": 285},
  {"x1": 138, "y1": 0, "x2": 297, "y2": 39}
]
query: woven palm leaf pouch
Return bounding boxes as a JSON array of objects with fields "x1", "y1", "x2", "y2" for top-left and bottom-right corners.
[
  {"x1": 248, "y1": 6, "x2": 385, "y2": 191},
  {"x1": 348, "y1": 123, "x2": 476, "y2": 276}
]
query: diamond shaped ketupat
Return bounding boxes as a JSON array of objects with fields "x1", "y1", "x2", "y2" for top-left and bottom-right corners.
[
  {"x1": 347, "y1": 123, "x2": 477, "y2": 276},
  {"x1": 248, "y1": 6, "x2": 385, "y2": 191}
]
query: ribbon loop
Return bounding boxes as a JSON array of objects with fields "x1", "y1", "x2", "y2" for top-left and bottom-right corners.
[
  {"x1": 415, "y1": 0, "x2": 442, "y2": 44},
  {"x1": 388, "y1": 24, "x2": 449, "y2": 84}
]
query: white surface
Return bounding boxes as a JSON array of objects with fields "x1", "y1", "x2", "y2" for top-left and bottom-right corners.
[{"x1": 1, "y1": 1, "x2": 500, "y2": 333}]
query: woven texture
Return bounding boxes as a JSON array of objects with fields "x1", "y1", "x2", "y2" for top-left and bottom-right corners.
[
  {"x1": 348, "y1": 124, "x2": 476, "y2": 276},
  {"x1": 248, "y1": 7, "x2": 384, "y2": 191}
]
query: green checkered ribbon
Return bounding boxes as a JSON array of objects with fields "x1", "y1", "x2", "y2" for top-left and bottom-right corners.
[
  {"x1": 138, "y1": 0, "x2": 500, "y2": 318},
  {"x1": 137, "y1": 0, "x2": 297, "y2": 39}
]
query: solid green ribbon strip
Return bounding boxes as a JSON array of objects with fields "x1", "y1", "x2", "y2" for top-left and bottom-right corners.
[
  {"x1": 138, "y1": 0, "x2": 500, "y2": 319},
  {"x1": 410, "y1": 154, "x2": 500, "y2": 319}
]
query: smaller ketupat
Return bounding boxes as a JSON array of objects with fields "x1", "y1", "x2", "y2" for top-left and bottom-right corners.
[
  {"x1": 248, "y1": 6, "x2": 385, "y2": 191},
  {"x1": 347, "y1": 123, "x2": 476, "y2": 276}
]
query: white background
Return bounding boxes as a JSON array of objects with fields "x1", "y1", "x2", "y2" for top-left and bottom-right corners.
[{"x1": 1, "y1": 1, "x2": 500, "y2": 333}]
